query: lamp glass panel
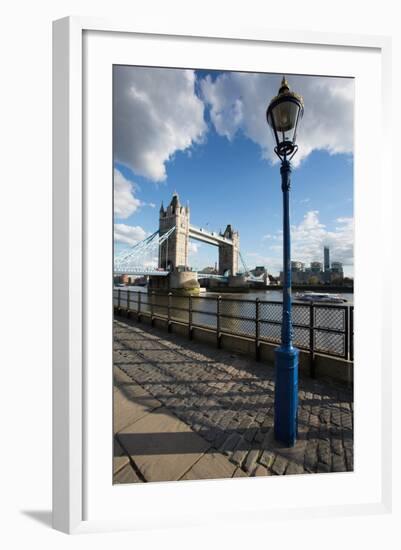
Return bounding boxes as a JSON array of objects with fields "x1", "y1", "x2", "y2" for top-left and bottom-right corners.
[{"x1": 271, "y1": 100, "x2": 300, "y2": 134}]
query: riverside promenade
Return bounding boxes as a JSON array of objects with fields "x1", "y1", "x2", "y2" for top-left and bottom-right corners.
[{"x1": 113, "y1": 317, "x2": 353, "y2": 483}]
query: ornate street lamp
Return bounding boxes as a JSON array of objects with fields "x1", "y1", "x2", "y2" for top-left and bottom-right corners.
[{"x1": 266, "y1": 76, "x2": 304, "y2": 446}]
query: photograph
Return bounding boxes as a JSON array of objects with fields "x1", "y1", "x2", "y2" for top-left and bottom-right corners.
[{"x1": 112, "y1": 65, "x2": 354, "y2": 483}]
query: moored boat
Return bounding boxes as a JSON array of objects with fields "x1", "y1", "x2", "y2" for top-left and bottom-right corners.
[{"x1": 294, "y1": 291, "x2": 347, "y2": 303}]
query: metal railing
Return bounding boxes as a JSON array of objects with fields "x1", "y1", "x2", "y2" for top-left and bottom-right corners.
[{"x1": 113, "y1": 289, "x2": 354, "y2": 368}]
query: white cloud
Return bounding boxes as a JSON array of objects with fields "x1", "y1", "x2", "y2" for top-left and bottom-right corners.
[
  {"x1": 114, "y1": 67, "x2": 207, "y2": 181},
  {"x1": 268, "y1": 210, "x2": 354, "y2": 268},
  {"x1": 114, "y1": 168, "x2": 141, "y2": 219},
  {"x1": 201, "y1": 73, "x2": 353, "y2": 166},
  {"x1": 294, "y1": 212, "x2": 353, "y2": 268},
  {"x1": 188, "y1": 241, "x2": 199, "y2": 254},
  {"x1": 142, "y1": 257, "x2": 159, "y2": 268},
  {"x1": 244, "y1": 252, "x2": 283, "y2": 275},
  {"x1": 114, "y1": 224, "x2": 147, "y2": 246},
  {"x1": 247, "y1": 212, "x2": 353, "y2": 276}
]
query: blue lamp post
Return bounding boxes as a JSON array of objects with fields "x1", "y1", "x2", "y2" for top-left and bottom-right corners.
[{"x1": 266, "y1": 77, "x2": 304, "y2": 447}]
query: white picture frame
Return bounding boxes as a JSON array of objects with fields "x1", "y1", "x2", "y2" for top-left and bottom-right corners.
[{"x1": 52, "y1": 16, "x2": 392, "y2": 534}]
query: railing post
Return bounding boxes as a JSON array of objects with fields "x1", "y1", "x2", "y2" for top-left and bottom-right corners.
[
  {"x1": 127, "y1": 289, "x2": 131, "y2": 317},
  {"x1": 167, "y1": 292, "x2": 172, "y2": 333},
  {"x1": 344, "y1": 306, "x2": 349, "y2": 361},
  {"x1": 117, "y1": 288, "x2": 121, "y2": 312},
  {"x1": 255, "y1": 298, "x2": 260, "y2": 360},
  {"x1": 188, "y1": 294, "x2": 193, "y2": 340},
  {"x1": 350, "y1": 306, "x2": 354, "y2": 361},
  {"x1": 309, "y1": 303, "x2": 315, "y2": 378},
  {"x1": 137, "y1": 292, "x2": 141, "y2": 322},
  {"x1": 216, "y1": 295, "x2": 222, "y2": 349},
  {"x1": 150, "y1": 291, "x2": 155, "y2": 327}
]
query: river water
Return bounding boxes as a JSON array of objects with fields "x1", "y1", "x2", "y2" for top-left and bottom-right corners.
[{"x1": 122, "y1": 286, "x2": 354, "y2": 305}]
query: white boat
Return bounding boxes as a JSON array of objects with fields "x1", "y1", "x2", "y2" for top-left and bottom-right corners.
[{"x1": 294, "y1": 291, "x2": 347, "y2": 303}]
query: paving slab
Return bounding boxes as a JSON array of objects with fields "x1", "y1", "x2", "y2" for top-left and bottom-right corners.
[
  {"x1": 181, "y1": 451, "x2": 237, "y2": 481},
  {"x1": 113, "y1": 374, "x2": 162, "y2": 433},
  {"x1": 114, "y1": 463, "x2": 142, "y2": 484},
  {"x1": 117, "y1": 407, "x2": 211, "y2": 482},
  {"x1": 113, "y1": 438, "x2": 130, "y2": 475}
]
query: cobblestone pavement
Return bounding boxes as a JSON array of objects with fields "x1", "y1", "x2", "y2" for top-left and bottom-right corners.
[{"x1": 113, "y1": 318, "x2": 353, "y2": 482}]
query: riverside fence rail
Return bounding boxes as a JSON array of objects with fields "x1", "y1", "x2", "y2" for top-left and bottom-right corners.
[{"x1": 113, "y1": 289, "x2": 354, "y2": 367}]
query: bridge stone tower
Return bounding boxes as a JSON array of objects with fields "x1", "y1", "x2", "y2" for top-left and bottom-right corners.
[
  {"x1": 159, "y1": 193, "x2": 190, "y2": 270},
  {"x1": 219, "y1": 224, "x2": 240, "y2": 275}
]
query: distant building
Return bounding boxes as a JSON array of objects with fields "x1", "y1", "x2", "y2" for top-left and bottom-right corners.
[
  {"x1": 330, "y1": 262, "x2": 344, "y2": 282},
  {"x1": 310, "y1": 261, "x2": 323, "y2": 274},
  {"x1": 278, "y1": 249, "x2": 346, "y2": 285},
  {"x1": 324, "y1": 246, "x2": 330, "y2": 272},
  {"x1": 113, "y1": 274, "x2": 145, "y2": 285},
  {"x1": 291, "y1": 261, "x2": 304, "y2": 272},
  {"x1": 331, "y1": 261, "x2": 343, "y2": 272}
]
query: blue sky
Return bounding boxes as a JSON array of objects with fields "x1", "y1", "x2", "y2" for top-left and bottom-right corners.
[{"x1": 113, "y1": 67, "x2": 354, "y2": 276}]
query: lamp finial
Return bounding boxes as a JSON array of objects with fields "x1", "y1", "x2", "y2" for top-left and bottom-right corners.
[{"x1": 279, "y1": 76, "x2": 290, "y2": 94}]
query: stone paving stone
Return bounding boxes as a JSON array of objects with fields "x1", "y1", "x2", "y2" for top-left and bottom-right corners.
[
  {"x1": 309, "y1": 414, "x2": 320, "y2": 429},
  {"x1": 304, "y1": 440, "x2": 319, "y2": 472},
  {"x1": 272, "y1": 455, "x2": 288, "y2": 475},
  {"x1": 319, "y1": 409, "x2": 331, "y2": 424},
  {"x1": 330, "y1": 436, "x2": 343, "y2": 456},
  {"x1": 232, "y1": 467, "x2": 248, "y2": 477},
  {"x1": 244, "y1": 425, "x2": 258, "y2": 444},
  {"x1": 298, "y1": 407, "x2": 310, "y2": 425},
  {"x1": 113, "y1": 438, "x2": 129, "y2": 474},
  {"x1": 260, "y1": 415, "x2": 274, "y2": 433},
  {"x1": 317, "y1": 462, "x2": 331, "y2": 473},
  {"x1": 332, "y1": 453, "x2": 347, "y2": 472},
  {"x1": 220, "y1": 433, "x2": 242, "y2": 454},
  {"x1": 341, "y1": 411, "x2": 353, "y2": 430},
  {"x1": 260, "y1": 450, "x2": 275, "y2": 469},
  {"x1": 285, "y1": 461, "x2": 305, "y2": 475},
  {"x1": 254, "y1": 430, "x2": 265, "y2": 443},
  {"x1": 213, "y1": 430, "x2": 228, "y2": 449},
  {"x1": 261, "y1": 429, "x2": 275, "y2": 450},
  {"x1": 270, "y1": 438, "x2": 308, "y2": 465},
  {"x1": 113, "y1": 375, "x2": 162, "y2": 433},
  {"x1": 243, "y1": 449, "x2": 260, "y2": 472},
  {"x1": 253, "y1": 464, "x2": 271, "y2": 476},
  {"x1": 117, "y1": 407, "x2": 210, "y2": 482},
  {"x1": 344, "y1": 447, "x2": 354, "y2": 470},
  {"x1": 230, "y1": 445, "x2": 249, "y2": 467},
  {"x1": 318, "y1": 439, "x2": 331, "y2": 466},
  {"x1": 113, "y1": 462, "x2": 142, "y2": 484},
  {"x1": 181, "y1": 452, "x2": 237, "y2": 481}
]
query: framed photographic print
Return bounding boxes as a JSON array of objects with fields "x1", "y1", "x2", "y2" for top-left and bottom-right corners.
[{"x1": 53, "y1": 17, "x2": 392, "y2": 534}]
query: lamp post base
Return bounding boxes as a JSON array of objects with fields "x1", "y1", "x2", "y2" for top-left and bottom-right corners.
[{"x1": 274, "y1": 345, "x2": 299, "y2": 447}]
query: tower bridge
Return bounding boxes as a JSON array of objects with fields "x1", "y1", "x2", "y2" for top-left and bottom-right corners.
[
  {"x1": 159, "y1": 193, "x2": 239, "y2": 276},
  {"x1": 114, "y1": 193, "x2": 266, "y2": 291}
]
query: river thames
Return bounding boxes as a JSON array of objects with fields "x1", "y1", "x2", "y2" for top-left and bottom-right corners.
[{"x1": 121, "y1": 286, "x2": 354, "y2": 305}]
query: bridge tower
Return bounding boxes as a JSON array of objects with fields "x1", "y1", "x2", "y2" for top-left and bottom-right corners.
[
  {"x1": 219, "y1": 224, "x2": 240, "y2": 275},
  {"x1": 159, "y1": 193, "x2": 190, "y2": 270}
]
